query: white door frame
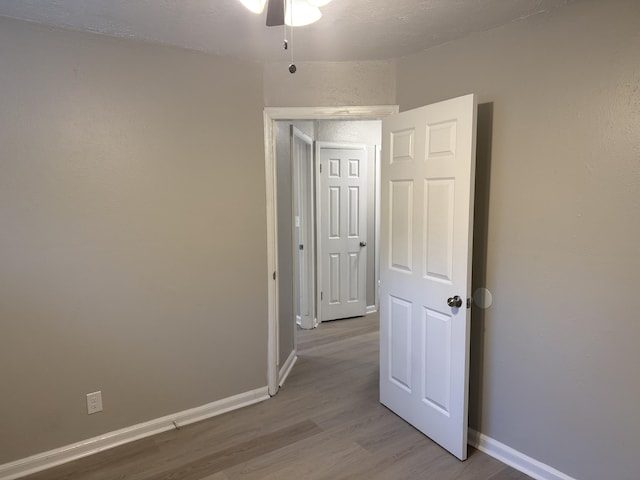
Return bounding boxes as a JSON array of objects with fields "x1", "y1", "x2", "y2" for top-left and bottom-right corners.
[
  {"x1": 373, "y1": 144, "x2": 382, "y2": 312},
  {"x1": 292, "y1": 127, "x2": 316, "y2": 330},
  {"x1": 264, "y1": 105, "x2": 398, "y2": 396}
]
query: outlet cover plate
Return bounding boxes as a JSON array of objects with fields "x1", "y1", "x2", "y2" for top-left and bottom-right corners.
[{"x1": 86, "y1": 391, "x2": 103, "y2": 414}]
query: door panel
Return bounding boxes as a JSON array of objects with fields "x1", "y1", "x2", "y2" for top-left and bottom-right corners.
[
  {"x1": 318, "y1": 143, "x2": 367, "y2": 321},
  {"x1": 348, "y1": 186, "x2": 360, "y2": 236},
  {"x1": 390, "y1": 180, "x2": 413, "y2": 272},
  {"x1": 380, "y1": 94, "x2": 477, "y2": 460},
  {"x1": 423, "y1": 307, "x2": 452, "y2": 414},
  {"x1": 425, "y1": 178, "x2": 455, "y2": 281},
  {"x1": 390, "y1": 295, "x2": 412, "y2": 392},
  {"x1": 348, "y1": 253, "x2": 359, "y2": 302}
]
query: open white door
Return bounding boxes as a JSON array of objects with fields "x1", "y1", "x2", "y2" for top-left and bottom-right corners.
[
  {"x1": 292, "y1": 127, "x2": 316, "y2": 330},
  {"x1": 317, "y1": 142, "x2": 368, "y2": 321},
  {"x1": 379, "y1": 94, "x2": 477, "y2": 460}
]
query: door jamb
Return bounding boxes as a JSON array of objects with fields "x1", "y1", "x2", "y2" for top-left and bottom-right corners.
[
  {"x1": 264, "y1": 105, "x2": 399, "y2": 396},
  {"x1": 374, "y1": 144, "x2": 382, "y2": 311}
]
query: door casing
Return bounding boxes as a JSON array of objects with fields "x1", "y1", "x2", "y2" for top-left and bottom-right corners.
[{"x1": 263, "y1": 105, "x2": 398, "y2": 396}]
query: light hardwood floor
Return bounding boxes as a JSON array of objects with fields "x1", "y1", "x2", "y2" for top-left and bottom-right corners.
[{"x1": 24, "y1": 314, "x2": 530, "y2": 480}]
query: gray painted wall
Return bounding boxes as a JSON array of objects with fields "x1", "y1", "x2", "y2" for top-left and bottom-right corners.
[
  {"x1": 316, "y1": 121, "x2": 382, "y2": 308},
  {"x1": 396, "y1": 1, "x2": 640, "y2": 479},
  {"x1": 264, "y1": 60, "x2": 396, "y2": 107},
  {"x1": 0, "y1": 17, "x2": 267, "y2": 463}
]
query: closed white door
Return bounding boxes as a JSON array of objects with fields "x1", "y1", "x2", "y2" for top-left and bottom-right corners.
[
  {"x1": 292, "y1": 127, "x2": 316, "y2": 329},
  {"x1": 317, "y1": 143, "x2": 367, "y2": 321},
  {"x1": 379, "y1": 94, "x2": 477, "y2": 460}
]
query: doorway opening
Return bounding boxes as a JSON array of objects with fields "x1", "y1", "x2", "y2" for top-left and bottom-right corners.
[{"x1": 263, "y1": 106, "x2": 398, "y2": 395}]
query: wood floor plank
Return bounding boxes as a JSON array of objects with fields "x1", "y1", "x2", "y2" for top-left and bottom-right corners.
[
  {"x1": 20, "y1": 436, "x2": 162, "y2": 480},
  {"x1": 141, "y1": 421, "x2": 322, "y2": 480},
  {"x1": 488, "y1": 466, "x2": 535, "y2": 480},
  {"x1": 222, "y1": 429, "x2": 372, "y2": 480},
  {"x1": 199, "y1": 473, "x2": 230, "y2": 480}
]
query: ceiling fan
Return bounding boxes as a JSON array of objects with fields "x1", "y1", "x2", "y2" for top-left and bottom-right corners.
[
  {"x1": 239, "y1": 0, "x2": 332, "y2": 27},
  {"x1": 266, "y1": 0, "x2": 285, "y2": 26},
  {"x1": 239, "y1": 0, "x2": 332, "y2": 73}
]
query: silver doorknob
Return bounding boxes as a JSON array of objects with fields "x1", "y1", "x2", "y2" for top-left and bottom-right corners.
[
  {"x1": 447, "y1": 295, "x2": 463, "y2": 308},
  {"x1": 360, "y1": 241, "x2": 367, "y2": 247}
]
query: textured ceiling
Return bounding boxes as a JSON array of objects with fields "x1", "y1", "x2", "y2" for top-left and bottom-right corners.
[{"x1": 0, "y1": 0, "x2": 581, "y2": 62}]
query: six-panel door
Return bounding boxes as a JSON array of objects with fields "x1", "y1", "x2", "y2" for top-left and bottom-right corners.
[
  {"x1": 318, "y1": 144, "x2": 368, "y2": 321},
  {"x1": 380, "y1": 94, "x2": 477, "y2": 460}
]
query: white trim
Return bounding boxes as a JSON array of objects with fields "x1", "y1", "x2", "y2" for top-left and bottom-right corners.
[
  {"x1": 366, "y1": 305, "x2": 378, "y2": 315},
  {"x1": 468, "y1": 429, "x2": 577, "y2": 480},
  {"x1": 314, "y1": 140, "x2": 323, "y2": 324},
  {"x1": 264, "y1": 111, "x2": 279, "y2": 397},
  {"x1": 264, "y1": 105, "x2": 399, "y2": 121},
  {"x1": 0, "y1": 387, "x2": 269, "y2": 480},
  {"x1": 278, "y1": 349, "x2": 298, "y2": 387},
  {"x1": 374, "y1": 144, "x2": 381, "y2": 311},
  {"x1": 263, "y1": 105, "x2": 398, "y2": 397},
  {"x1": 315, "y1": 140, "x2": 368, "y2": 151}
]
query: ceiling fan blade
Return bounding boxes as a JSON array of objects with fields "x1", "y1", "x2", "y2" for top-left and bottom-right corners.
[{"x1": 266, "y1": 0, "x2": 284, "y2": 26}]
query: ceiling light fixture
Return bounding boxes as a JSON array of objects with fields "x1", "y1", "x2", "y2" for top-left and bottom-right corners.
[
  {"x1": 307, "y1": 0, "x2": 332, "y2": 7},
  {"x1": 285, "y1": 0, "x2": 322, "y2": 27},
  {"x1": 238, "y1": 0, "x2": 268, "y2": 14},
  {"x1": 238, "y1": 0, "x2": 330, "y2": 26}
]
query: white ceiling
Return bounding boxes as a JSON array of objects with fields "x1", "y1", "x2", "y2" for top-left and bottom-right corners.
[{"x1": 0, "y1": 0, "x2": 581, "y2": 62}]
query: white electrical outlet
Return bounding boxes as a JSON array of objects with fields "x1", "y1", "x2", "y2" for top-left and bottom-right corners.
[{"x1": 86, "y1": 391, "x2": 103, "y2": 415}]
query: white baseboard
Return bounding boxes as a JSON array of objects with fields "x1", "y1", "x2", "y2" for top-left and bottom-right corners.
[
  {"x1": 0, "y1": 387, "x2": 269, "y2": 480},
  {"x1": 468, "y1": 429, "x2": 577, "y2": 480},
  {"x1": 278, "y1": 349, "x2": 298, "y2": 387},
  {"x1": 366, "y1": 305, "x2": 378, "y2": 315}
]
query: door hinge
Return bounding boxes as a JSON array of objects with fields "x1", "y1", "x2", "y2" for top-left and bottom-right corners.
[
  {"x1": 467, "y1": 297, "x2": 472, "y2": 309},
  {"x1": 321, "y1": 291, "x2": 323, "y2": 301},
  {"x1": 319, "y1": 163, "x2": 322, "y2": 173},
  {"x1": 273, "y1": 271, "x2": 277, "y2": 280}
]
